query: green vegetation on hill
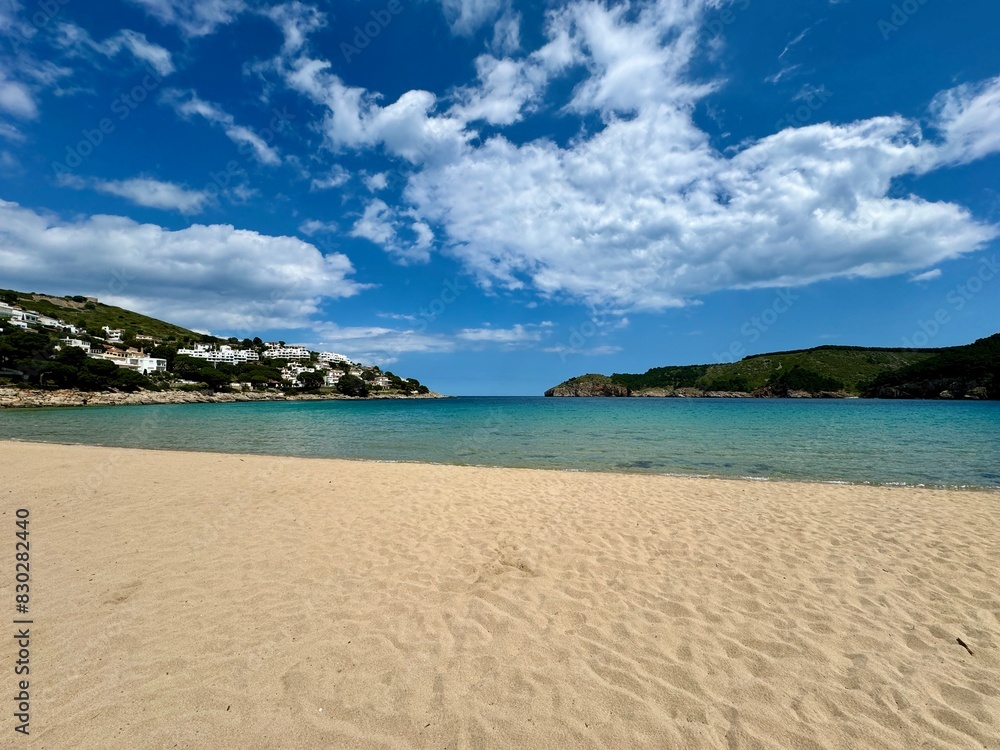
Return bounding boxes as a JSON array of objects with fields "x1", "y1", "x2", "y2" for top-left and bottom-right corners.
[
  {"x1": 548, "y1": 339, "x2": 997, "y2": 399},
  {"x1": 0, "y1": 289, "x2": 206, "y2": 343},
  {"x1": 863, "y1": 333, "x2": 1000, "y2": 398},
  {"x1": 608, "y1": 347, "x2": 937, "y2": 394}
]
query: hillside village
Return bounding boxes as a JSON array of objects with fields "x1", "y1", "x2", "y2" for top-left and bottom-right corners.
[{"x1": 0, "y1": 292, "x2": 432, "y2": 398}]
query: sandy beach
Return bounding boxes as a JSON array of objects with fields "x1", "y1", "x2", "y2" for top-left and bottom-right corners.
[{"x1": 2, "y1": 441, "x2": 998, "y2": 749}]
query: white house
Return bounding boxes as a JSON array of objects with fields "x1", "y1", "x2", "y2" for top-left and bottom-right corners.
[
  {"x1": 373, "y1": 376, "x2": 392, "y2": 389},
  {"x1": 0, "y1": 302, "x2": 19, "y2": 319},
  {"x1": 324, "y1": 371, "x2": 342, "y2": 387},
  {"x1": 89, "y1": 351, "x2": 166, "y2": 374},
  {"x1": 61, "y1": 338, "x2": 91, "y2": 350},
  {"x1": 102, "y1": 326, "x2": 124, "y2": 342}
]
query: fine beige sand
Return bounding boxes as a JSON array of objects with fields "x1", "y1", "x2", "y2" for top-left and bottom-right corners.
[{"x1": 2, "y1": 441, "x2": 998, "y2": 749}]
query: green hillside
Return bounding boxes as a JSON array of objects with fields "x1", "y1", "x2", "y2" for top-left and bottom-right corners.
[
  {"x1": 0, "y1": 289, "x2": 206, "y2": 343},
  {"x1": 547, "y1": 339, "x2": 999, "y2": 398},
  {"x1": 607, "y1": 346, "x2": 938, "y2": 395}
]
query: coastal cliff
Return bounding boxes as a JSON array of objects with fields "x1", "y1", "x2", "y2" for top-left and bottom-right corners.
[{"x1": 544, "y1": 374, "x2": 630, "y2": 397}]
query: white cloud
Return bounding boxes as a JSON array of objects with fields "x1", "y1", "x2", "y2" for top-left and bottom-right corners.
[
  {"x1": 0, "y1": 65, "x2": 37, "y2": 119},
  {"x1": 285, "y1": 59, "x2": 468, "y2": 165},
  {"x1": 0, "y1": 199, "x2": 368, "y2": 331},
  {"x1": 909, "y1": 269, "x2": 942, "y2": 283},
  {"x1": 456, "y1": 323, "x2": 547, "y2": 343},
  {"x1": 314, "y1": 322, "x2": 454, "y2": 363},
  {"x1": 101, "y1": 30, "x2": 175, "y2": 77},
  {"x1": 125, "y1": 0, "x2": 246, "y2": 37},
  {"x1": 491, "y1": 8, "x2": 521, "y2": 55},
  {"x1": 92, "y1": 178, "x2": 209, "y2": 213},
  {"x1": 364, "y1": 172, "x2": 389, "y2": 191},
  {"x1": 164, "y1": 89, "x2": 281, "y2": 165},
  {"x1": 263, "y1": 2, "x2": 326, "y2": 54},
  {"x1": 931, "y1": 76, "x2": 1000, "y2": 165},
  {"x1": 439, "y1": 0, "x2": 505, "y2": 35},
  {"x1": 543, "y1": 344, "x2": 622, "y2": 356},
  {"x1": 350, "y1": 199, "x2": 434, "y2": 264},
  {"x1": 273, "y1": 0, "x2": 1000, "y2": 312},
  {"x1": 449, "y1": 55, "x2": 543, "y2": 126},
  {"x1": 56, "y1": 24, "x2": 175, "y2": 77},
  {"x1": 309, "y1": 165, "x2": 349, "y2": 190},
  {"x1": 298, "y1": 218, "x2": 338, "y2": 236}
]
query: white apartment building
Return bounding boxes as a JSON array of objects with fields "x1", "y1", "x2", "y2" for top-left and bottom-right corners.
[
  {"x1": 264, "y1": 343, "x2": 311, "y2": 360},
  {"x1": 324, "y1": 371, "x2": 342, "y2": 387},
  {"x1": 317, "y1": 351, "x2": 352, "y2": 364},
  {"x1": 176, "y1": 344, "x2": 260, "y2": 364},
  {"x1": 0, "y1": 302, "x2": 16, "y2": 318},
  {"x1": 373, "y1": 376, "x2": 392, "y2": 389}
]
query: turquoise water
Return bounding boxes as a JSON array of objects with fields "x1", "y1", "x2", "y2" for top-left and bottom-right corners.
[{"x1": 1, "y1": 397, "x2": 998, "y2": 488}]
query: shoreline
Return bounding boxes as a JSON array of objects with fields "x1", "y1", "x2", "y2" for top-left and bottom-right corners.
[
  {"x1": 3, "y1": 441, "x2": 998, "y2": 749},
  {"x1": 0, "y1": 386, "x2": 448, "y2": 408},
  {"x1": 2, "y1": 437, "x2": 997, "y2": 492}
]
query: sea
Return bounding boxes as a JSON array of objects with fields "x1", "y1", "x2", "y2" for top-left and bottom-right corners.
[{"x1": 1, "y1": 397, "x2": 998, "y2": 489}]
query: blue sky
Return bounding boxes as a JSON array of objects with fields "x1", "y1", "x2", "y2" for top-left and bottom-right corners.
[{"x1": 1, "y1": 0, "x2": 998, "y2": 395}]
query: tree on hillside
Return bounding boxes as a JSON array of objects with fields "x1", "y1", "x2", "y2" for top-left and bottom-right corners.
[
  {"x1": 298, "y1": 370, "x2": 325, "y2": 391},
  {"x1": 336, "y1": 374, "x2": 369, "y2": 397}
]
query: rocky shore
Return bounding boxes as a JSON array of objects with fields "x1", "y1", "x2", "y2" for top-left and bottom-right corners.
[{"x1": 0, "y1": 388, "x2": 447, "y2": 409}]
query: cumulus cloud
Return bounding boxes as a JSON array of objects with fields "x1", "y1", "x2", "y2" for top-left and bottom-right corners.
[
  {"x1": 364, "y1": 172, "x2": 389, "y2": 191},
  {"x1": 274, "y1": 0, "x2": 1000, "y2": 310},
  {"x1": 125, "y1": 0, "x2": 246, "y2": 37},
  {"x1": 350, "y1": 199, "x2": 434, "y2": 264},
  {"x1": 0, "y1": 199, "x2": 367, "y2": 331},
  {"x1": 286, "y1": 59, "x2": 469, "y2": 165},
  {"x1": 163, "y1": 89, "x2": 281, "y2": 165}
]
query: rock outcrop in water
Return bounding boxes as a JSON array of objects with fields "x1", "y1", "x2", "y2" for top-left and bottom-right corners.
[{"x1": 544, "y1": 375, "x2": 630, "y2": 397}]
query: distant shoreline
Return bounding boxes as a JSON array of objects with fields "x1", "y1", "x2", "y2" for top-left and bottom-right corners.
[{"x1": 0, "y1": 387, "x2": 448, "y2": 409}]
